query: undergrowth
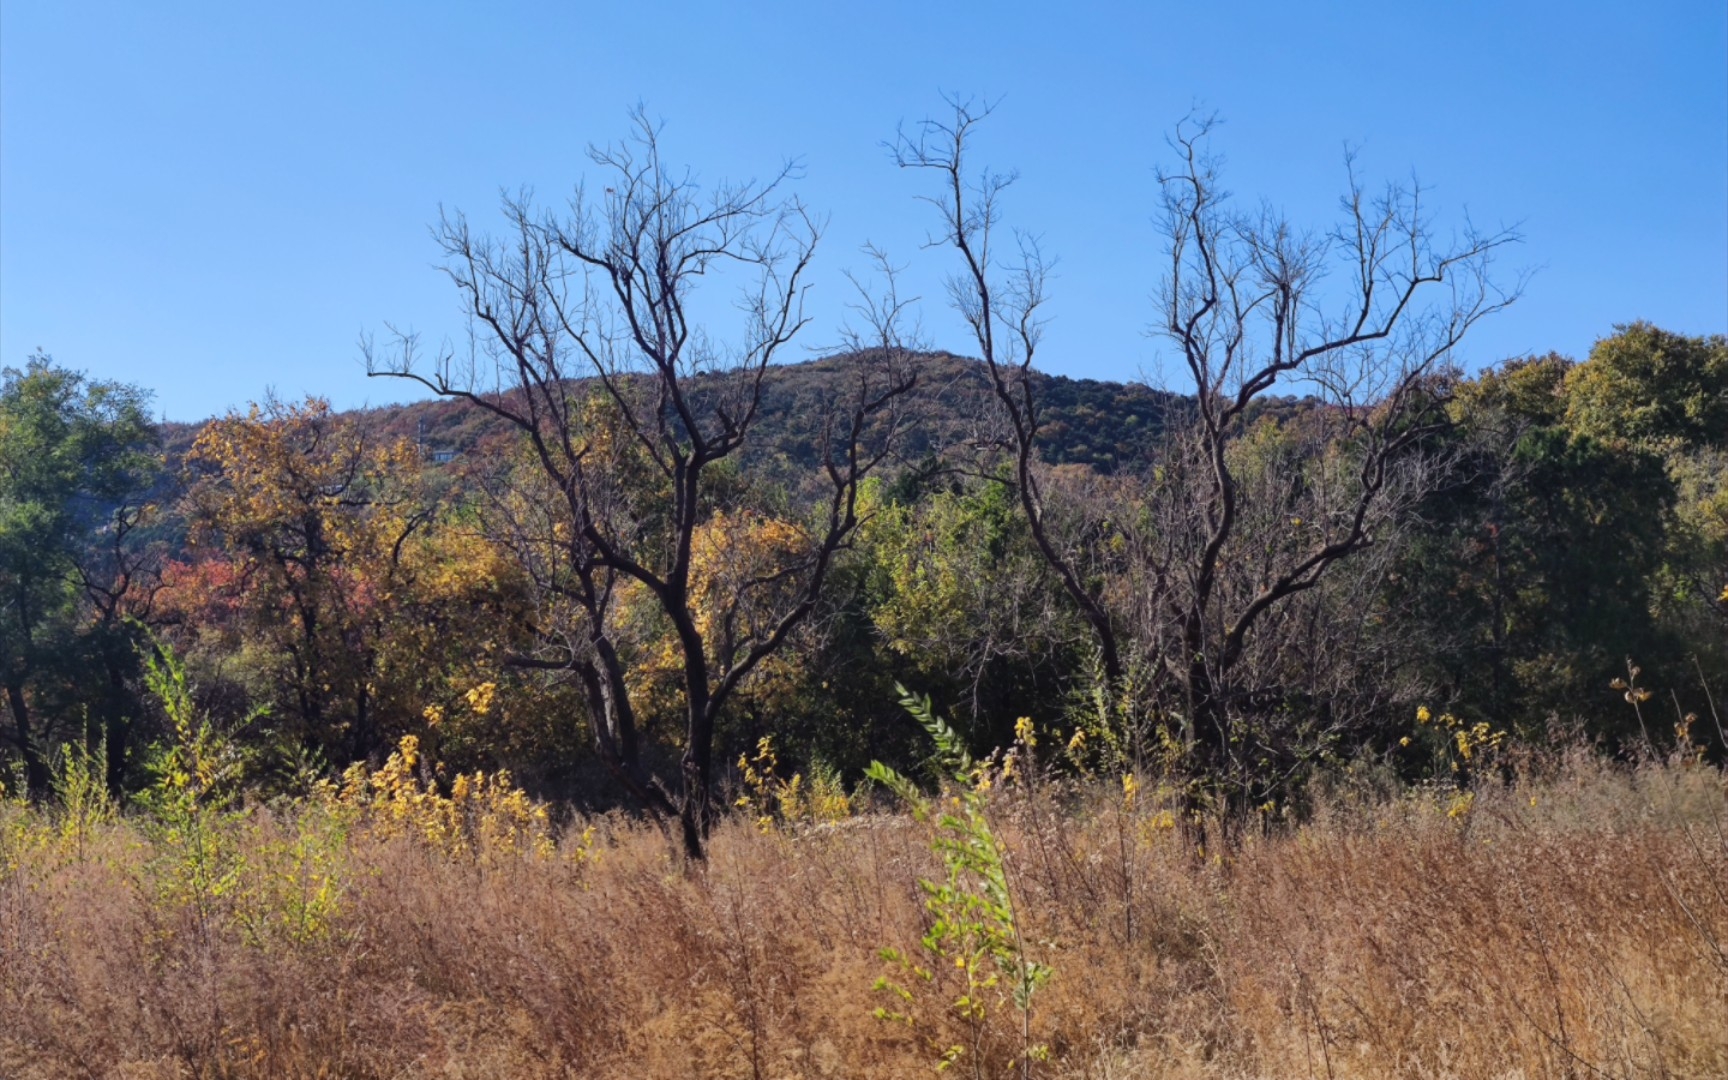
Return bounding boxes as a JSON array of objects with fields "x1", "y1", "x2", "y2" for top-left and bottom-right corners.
[{"x1": 0, "y1": 661, "x2": 1724, "y2": 1077}]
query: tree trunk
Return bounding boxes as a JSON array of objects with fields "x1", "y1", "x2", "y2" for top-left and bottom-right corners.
[
  {"x1": 102, "y1": 649, "x2": 132, "y2": 798},
  {"x1": 7, "y1": 678, "x2": 49, "y2": 803}
]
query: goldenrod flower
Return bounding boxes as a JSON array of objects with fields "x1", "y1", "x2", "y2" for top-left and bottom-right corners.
[{"x1": 1014, "y1": 716, "x2": 1037, "y2": 749}]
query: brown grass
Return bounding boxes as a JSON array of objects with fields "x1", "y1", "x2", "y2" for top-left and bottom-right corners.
[{"x1": 2, "y1": 754, "x2": 1725, "y2": 1079}]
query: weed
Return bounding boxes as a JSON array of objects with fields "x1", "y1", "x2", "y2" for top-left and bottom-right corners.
[{"x1": 868, "y1": 685, "x2": 1051, "y2": 1078}]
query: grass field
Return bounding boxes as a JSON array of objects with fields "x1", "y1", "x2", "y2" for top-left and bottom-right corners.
[{"x1": 2, "y1": 747, "x2": 1724, "y2": 1079}]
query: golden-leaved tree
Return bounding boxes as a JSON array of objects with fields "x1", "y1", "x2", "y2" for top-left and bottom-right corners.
[{"x1": 174, "y1": 396, "x2": 531, "y2": 765}]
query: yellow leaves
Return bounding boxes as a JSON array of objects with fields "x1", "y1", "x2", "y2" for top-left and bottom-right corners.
[
  {"x1": 1614, "y1": 663, "x2": 1654, "y2": 706},
  {"x1": 186, "y1": 396, "x2": 437, "y2": 606},
  {"x1": 615, "y1": 507, "x2": 814, "y2": 722},
  {"x1": 1409, "y1": 707, "x2": 1505, "y2": 773},
  {"x1": 331, "y1": 736, "x2": 559, "y2": 864},
  {"x1": 464, "y1": 682, "x2": 498, "y2": 716},
  {"x1": 1453, "y1": 730, "x2": 1474, "y2": 761},
  {"x1": 1677, "y1": 712, "x2": 1700, "y2": 749},
  {"x1": 183, "y1": 393, "x2": 535, "y2": 755},
  {"x1": 687, "y1": 509, "x2": 809, "y2": 643}
]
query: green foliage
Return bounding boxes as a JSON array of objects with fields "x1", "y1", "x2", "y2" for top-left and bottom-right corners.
[
  {"x1": 869, "y1": 685, "x2": 1051, "y2": 1077},
  {"x1": 133, "y1": 628, "x2": 351, "y2": 951},
  {"x1": 0, "y1": 355, "x2": 157, "y2": 799},
  {"x1": 135, "y1": 628, "x2": 260, "y2": 942},
  {"x1": 49, "y1": 737, "x2": 116, "y2": 857},
  {"x1": 8, "y1": 330, "x2": 1728, "y2": 818},
  {"x1": 1408, "y1": 359, "x2": 1682, "y2": 737},
  {"x1": 1565, "y1": 323, "x2": 1728, "y2": 451},
  {"x1": 234, "y1": 800, "x2": 349, "y2": 949},
  {"x1": 1455, "y1": 352, "x2": 1572, "y2": 427},
  {"x1": 1662, "y1": 447, "x2": 1728, "y2": 662},
  {"x1": 861, "y1": 478, "x2": 1080, "y2": 750}
]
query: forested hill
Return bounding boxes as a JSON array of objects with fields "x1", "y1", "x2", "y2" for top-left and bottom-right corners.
[{"x1": 163, "y1": 352, "x2": 1195, "y2": 477}]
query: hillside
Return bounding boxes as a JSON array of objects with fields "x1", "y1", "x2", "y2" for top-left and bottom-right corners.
[{"x1": 163, "y1": 353, "x2": 1187, "y2": 479}]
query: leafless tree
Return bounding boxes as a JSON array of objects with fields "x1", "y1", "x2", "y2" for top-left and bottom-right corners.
[
  {"x1": 897, "y1": 100, "x2": 1517, "y2": 801},
  {"x1": 1140, "y1": 116, "x2": 1521, "y2": 801},
  {"x1": 893, "y1": 97, "x2": 1126, "y2": 689},
  {"x1": 368, "y1": 110, "x2": 916, "y2": 858}
]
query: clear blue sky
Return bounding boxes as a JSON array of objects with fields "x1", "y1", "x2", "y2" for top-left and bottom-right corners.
[{"x1": 3, "y1": 1, "x2": 1724, "y2": 420}]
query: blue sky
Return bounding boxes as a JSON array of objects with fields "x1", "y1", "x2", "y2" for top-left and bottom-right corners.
[{"x1": 3, "y1": 1, "x2": 1724, "y2": 420}]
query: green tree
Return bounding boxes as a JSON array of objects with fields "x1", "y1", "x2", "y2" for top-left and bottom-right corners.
[
  {"x1": 862, "y1": 475, "x2": 1083, "y2": 746},
  {"x1": 1565, "y1": 323, "x2": 1728, "y2": 451},
  {"x1": 1405, "y1": 355, "x2": 1675, "y2": 737},
  {"x1": 1562, "y1": 325, "x2": 1728, "y2": 716},
  {"x1": 0, "y1": 355, "x2": 156, "y2": 800}
]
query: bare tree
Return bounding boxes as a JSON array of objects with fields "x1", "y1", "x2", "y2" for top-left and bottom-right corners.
[
  {"x1": 368, "y1": 111, "x2": 915, "y2": 858},
  {"x1": 1141, "y1": 116, "x2": 1521, "y2": 801},
  {"x1": 893, "y1": 97, "x2": 1126, "y2": 689},
  {"x1": 896, "y1": 100, "x2": 1517, "y2": 802}
]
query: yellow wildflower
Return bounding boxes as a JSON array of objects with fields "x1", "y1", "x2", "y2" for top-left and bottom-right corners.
[{"x1": 1014, "y1": 716, "x2": 1037, "y2": 749}]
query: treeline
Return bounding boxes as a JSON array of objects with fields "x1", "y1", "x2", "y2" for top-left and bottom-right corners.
[
  {"x1": 1, "y1": 322, "x2": 1722, "y2": 819},
  {"x1": 4, "y1": 103, "x2": 1725, "y2": 854}
]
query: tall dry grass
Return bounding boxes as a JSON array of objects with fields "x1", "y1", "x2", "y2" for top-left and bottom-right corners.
[{"x1": 1, "y1": 752, "x2": 1724, "y2": 1079}]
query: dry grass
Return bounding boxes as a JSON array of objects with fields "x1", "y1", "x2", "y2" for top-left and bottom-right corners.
[{"x1": 2, "y1": 754, "x2": 1725, "y2": 1079}]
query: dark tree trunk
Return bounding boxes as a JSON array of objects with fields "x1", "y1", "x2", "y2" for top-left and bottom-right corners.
[
  {"x1": 7, "y1": 678, "x2": 49, "y2": 803},
  {"x1": 102, "y1": 651, "x2": 133, "y2": 798}
]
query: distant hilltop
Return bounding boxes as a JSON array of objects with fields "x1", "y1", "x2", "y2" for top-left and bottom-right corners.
[{"x1": 162, "y1": 352, "x2": 1313, "y2": 477}]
